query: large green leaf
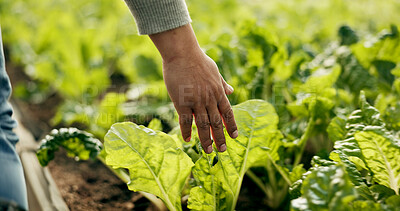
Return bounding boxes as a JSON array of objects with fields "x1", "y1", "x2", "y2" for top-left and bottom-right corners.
[
  {"x1": 104, "y1": 122, "x2": 194, "y2": 211},
  {"x1": 291, "y1": 165, "x2": 357, "y2": 211},
  {"x1": 354, "y1": 131, "x2": 400, "y2": 195},
  {"x1": 187, "y1": 99, "x2": 282, "y2": 211},
  {"x1": 219, "y1": 100, "x2": 282, "y2": 210}
]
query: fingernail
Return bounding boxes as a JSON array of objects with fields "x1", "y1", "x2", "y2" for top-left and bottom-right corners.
[
  {"x1": 232, "y1": 130, "x2": 238, "y2": 139},
  {"x1": 206, "y1": 145, "x2": 213, "y2": 154},
  {"x1": 185, "y1": 137, "x2": 191, "y2": 142},
  {"x1": 219, "y1": 144, "x2": 227, "y2": 152},
  {"x1": 227, "y1": 84, "x2": 234, "y2": 93}
]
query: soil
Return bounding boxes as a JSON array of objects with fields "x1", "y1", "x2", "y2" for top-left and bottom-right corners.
[{"x1": 48, "y1": 149, "x2": 153, "y2": 211}]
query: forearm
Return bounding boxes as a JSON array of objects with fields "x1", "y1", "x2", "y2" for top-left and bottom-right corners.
[{"x1": 123, "y1": 0, "x2": 238, "y2": 153}]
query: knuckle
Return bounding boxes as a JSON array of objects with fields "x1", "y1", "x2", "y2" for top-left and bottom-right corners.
[
  {"x1": 222, "y1": 107, "x2": 234, "y2": 120},
  {"x1": 197, "y1": 121, "x2": 211, "y2": 130},
  {"x1": 211, "y1": 118, "x2": 223, "y2": 129}
]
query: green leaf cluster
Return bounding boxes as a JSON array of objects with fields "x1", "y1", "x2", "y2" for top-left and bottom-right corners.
[
  {"x1": 105, "y1": 100, "x2": 285, "y2": 210},
  {"x1": 291, "y1": 92, "x2": 400, "y2": 210},
  {"x1": 36, "y1": 128, "x2": 103, "y2": 166}
]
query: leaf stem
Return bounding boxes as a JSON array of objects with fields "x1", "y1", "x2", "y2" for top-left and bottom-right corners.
[
  {"x1": 268, "y1": 154, "x2": 292, "y2": 186},
  {"x1": 206, "y1": 154, "x2": 217, "y2": 211},
  {"x1": 294, "y1": 117, "x2": 315, "y2": 166},
  {"x1": 231, "y1": 117, "x2": 257, "y2": 211},
  {"x1": 246, "y1": 170, "x2": 269, "y2": 196},
  {"x1": 282, "y1": 87, "x2": 293, "y2": 103},
  {"x1": 97, "y1": 156, "x2": 168, "y2": 210}
]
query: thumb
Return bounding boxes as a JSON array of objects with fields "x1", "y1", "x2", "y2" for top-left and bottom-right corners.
[{"x1": 220, "y1": 74, "x2": 234, "y2": 95}]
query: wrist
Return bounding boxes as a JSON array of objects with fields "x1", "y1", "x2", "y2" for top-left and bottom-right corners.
[{"x1": 149, "y1": 24, "x2": 203, "y2": 63}]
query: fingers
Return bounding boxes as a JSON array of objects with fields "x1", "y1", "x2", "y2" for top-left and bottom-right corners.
[
  {"x1": 176, "y1": 74, "x2": 236, "y2": 154},
  {"x1": 207, "y1": 103, "x2": 226, "y2": 152},
  {"x1": 178, "y1": 108, "x2": 193, "y2": 142},
  {"x1": 193, "y1": 107, "x2": 213, "y2": 154},
  {"x1": 220, "y1": 74, "x2": 234, "y2": 95},
  {"x1": 219, "y1": 95, "x2": 238, "y2": 139}
]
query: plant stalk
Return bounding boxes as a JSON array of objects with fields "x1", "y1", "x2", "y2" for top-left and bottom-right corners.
[
  {"x1": 246, "y1": 170, "x2": 269, "y2": 196},
  {"x1": 294, "y1": 117, "x2": 315, "y2": 166},
  {"x1": 97, "y1": 156, "x2": 168, "y2": 211}
]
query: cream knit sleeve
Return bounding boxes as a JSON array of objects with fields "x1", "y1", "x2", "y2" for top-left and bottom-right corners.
[{"x1": 124, "y1": 0, "x2": 192, "y2": 35}]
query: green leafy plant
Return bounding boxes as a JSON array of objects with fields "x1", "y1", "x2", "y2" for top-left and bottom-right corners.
[
  {"x1": 36, "y1": 128, "x2": 103, "y2": 166},
  {"x1": 105, "y1": 123, "x2": 193, "y2": 211},
  {"x1": 105, "y1": 100, "x2": 286, "y2": 210},
  {"x1": 290, "y1": 92, "x2": 400, "y2": 210}
]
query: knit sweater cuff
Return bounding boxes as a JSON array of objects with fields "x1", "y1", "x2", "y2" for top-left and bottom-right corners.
[{"x1": 124, "y1": 0, "x2": 192, "y2": 35}]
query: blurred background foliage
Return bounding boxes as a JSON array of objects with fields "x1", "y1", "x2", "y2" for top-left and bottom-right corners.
[{"x1": 0, "y1": 0, "x2": 399, "y2": 142}]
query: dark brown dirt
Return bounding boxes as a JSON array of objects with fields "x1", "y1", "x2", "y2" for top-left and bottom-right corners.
[{"x1": 47, "y1": 149, "x2": 153, "y2": 211}]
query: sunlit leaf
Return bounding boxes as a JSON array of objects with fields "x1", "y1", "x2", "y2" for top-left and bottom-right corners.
[
  {"x1": 354, "y1": 131, "x2": 400, "y2": 194},
  {"x1": 105, "y1": 122, "x2": 194, "y2": 211},
  {"x1": 188, "y1": 99, "x2": 282, "y2": 211}
]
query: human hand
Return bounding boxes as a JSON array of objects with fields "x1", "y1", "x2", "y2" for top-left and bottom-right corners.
[{"x1": 149, "y1": 24, "x2": 238, "y2": 153}]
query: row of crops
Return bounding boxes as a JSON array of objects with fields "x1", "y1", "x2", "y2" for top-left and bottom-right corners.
[{"x1": 1, "y1": 0, "x2": 400, "y2": 210}]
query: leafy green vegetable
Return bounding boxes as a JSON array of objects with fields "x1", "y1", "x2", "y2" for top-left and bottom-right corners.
[
  {"x1": 291, "y1": 165, "x2": 357, "y2": 211},
  {"x1": 293, "y1": 90, "x2": 400, "y2": 210},
  {"x1": 354, "y1": 131, "x2": 400, "y2": 195},
  {"x1": 36, "y1": 128, "x2": 103, "y2": 166},
  {"x1": 188, "y1": 153, "x2": 228, "y2": 211},
  {"x1": 188, "y1": 99, "x2": 283, "y2": 210},
  {"x1": 104, "y1": 100, "x2": 282, "y2": 210},
  {"x1": 105, "y1": 122, "x2": 194, "y2": 211},
  {"x1": 219, "y1": 100, "x2": 282, "y2": 209}
]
